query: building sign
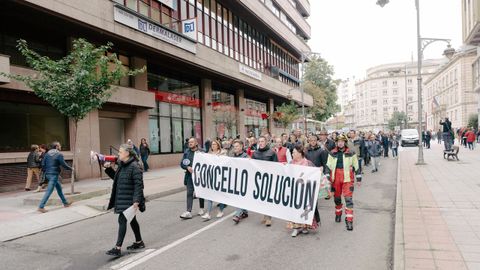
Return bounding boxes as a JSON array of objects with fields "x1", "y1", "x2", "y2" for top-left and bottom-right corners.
[
  {"x1": 182, "y1": 18, "x2": 197, "y2": 41},
  {"x1": 113, "y1": 5, "x2": 196, "y2": 54},
  {"x1": 150, "y1": 89, "x2": 201, "y2": 108},
  {"x1": 239, "y1": 63, "x2": 262, "y2": 81}
]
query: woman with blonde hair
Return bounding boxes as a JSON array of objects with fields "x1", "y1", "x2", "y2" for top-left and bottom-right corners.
[{"x1": 201, "y1": 140, "x2": 227, "y2": 220}]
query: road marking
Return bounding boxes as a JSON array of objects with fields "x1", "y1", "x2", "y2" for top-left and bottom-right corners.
[
  {"x1": 111, "y1": 212, "x2": 235, "y2": 270},
  {"x1": 111, "y1": 249, "x2": 156, "y2": 270}
]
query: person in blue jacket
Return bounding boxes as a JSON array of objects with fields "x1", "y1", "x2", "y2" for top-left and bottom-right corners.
[{"x1": 37, "y1": 142, "x2": 72, "y2": 213}]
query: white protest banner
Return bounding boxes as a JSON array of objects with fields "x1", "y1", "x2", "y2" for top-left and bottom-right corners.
[{"x1": 192, "y1": 153, "x2": 321, "y2": 225}]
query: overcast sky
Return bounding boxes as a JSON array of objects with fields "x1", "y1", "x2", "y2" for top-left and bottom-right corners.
[{"x1": 308, "y1": 0, "x2": 462, "y2": 80}]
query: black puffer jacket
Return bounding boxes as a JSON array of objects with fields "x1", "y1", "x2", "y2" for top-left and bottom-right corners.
[
  {"x1": 106, "y1": 157, "x2": 145, "y2": 214},
  {"x1": 252, "y1": 146, "x2": 278, "y2": 162},
  {"x1": 305, "y1": 145, "x2": 328, "y2": 169}
]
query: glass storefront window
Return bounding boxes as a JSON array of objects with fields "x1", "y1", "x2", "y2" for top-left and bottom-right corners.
[
  {"x1": 159, "y1": 102, "x2": 170, "y2": 116},
  {"x1": 244, "y1": 98, "x2": 268, "y2": 138},
  {"x1": 148, "y1": 71, "x2": 202, "y2": 154},
  {"x1": 172, "y1": 119, "x2": 183, "y2": 152},
  {"x1": 159, "y1": 117, "x2": 172, "y2": 153},
  {"x1": 149, "y1": 117, "x2": 159, "y2": 154},
  {"x1": 212, "y1": 90, "x2": 237, "y2": 139},
  {"x1": 0, "y1": 102, "x2": 69, "y2": 152},
  {"x1": 172, "y1": 104, "x2": 182, "y2": 118}
]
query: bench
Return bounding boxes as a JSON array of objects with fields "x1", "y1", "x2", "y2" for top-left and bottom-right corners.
[{"x1": 443, "y1": 146, "x2": 459, "y2": 161}]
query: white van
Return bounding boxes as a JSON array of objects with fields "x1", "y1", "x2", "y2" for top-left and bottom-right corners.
[{"x1": 400, "y1": 129, "x2": 419, "y2": 147}]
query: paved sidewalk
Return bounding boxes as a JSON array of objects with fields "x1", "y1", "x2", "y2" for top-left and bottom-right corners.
[
  {"x1": 0, "y1": 166, "x2": 185, "y2": 242},
  {"x1": 395, "y1": 142, "x2": 480, "y2": 270}
]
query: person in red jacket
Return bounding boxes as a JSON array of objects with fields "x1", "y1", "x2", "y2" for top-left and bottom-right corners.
[
  {"x1": 273, "y1": 137, "x2": 292, "y2": 164},
  {"x1": 465, "y1": 128, "x2": 476, "y2": 150}
]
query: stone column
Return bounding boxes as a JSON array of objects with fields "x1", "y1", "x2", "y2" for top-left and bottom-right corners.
[
  {"x1": 201, "y1": 79, "x2": 213, "y2": 144},
  {"x1": 125, "y1": 108, "x2": 149, "y2": 145},
  {"x1": 236, "y1": 89, "x2": 246, "y2": 140}
]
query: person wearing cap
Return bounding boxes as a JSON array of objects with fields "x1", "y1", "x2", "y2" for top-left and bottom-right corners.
[
  {"x1": 318, "y1": 130, "x2": 335, "y2": 151},
  {"x1": 325, "y1": 134, "x2": 361, "y2": 231}
]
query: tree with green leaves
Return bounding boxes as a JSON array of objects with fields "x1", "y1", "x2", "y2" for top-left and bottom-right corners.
[
  {"x1": 388, "y1": 111, "x2": 408, "y2": 131},
  {"x1": 302, "y1": 55, "x2": 340, "y2": 121},
  {"x1": 0, "y1": 38, "x2": 145, "y2": 194},
  {"x1": 274, "y1": 101, "x2": 299, "y2": 129}
]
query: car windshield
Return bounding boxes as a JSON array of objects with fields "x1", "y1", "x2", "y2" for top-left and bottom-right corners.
[{"x1": 402, "y1": 130, "x2": 418, "y2": 136}]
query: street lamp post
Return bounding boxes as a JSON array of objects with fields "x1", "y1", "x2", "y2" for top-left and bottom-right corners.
[
  {"x1": 378, "y1": 0, "x2": 451, "y2": 165},
  {"x1": 300, "y1": 51, "x2": 322, "y2": 135}
]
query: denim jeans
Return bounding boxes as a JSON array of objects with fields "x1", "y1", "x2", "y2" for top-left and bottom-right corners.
[
  {"x1": 141, "y1": 155, "x2": 149, "y2": 171},
  {"x1": 206, "y1": 200, "x2": 226, "y2": 213},
  {"x1": 38, "y1": 174, "x2": 68, "y2": 208},
  {"x1": 186, "y1": 177, "x2": 204, "y2": 212}
]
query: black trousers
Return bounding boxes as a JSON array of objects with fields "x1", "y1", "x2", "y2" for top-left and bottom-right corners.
[{"x1": 116, "y1": 213, "x2": 142, "y2": 247}]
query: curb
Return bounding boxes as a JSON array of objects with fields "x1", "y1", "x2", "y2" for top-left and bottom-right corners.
[
  {"x1": 393, "y1": 152, "x2": 404, "y2": 270},
  {"x1": 23, "y1": 188, "x2": 111, "y2": 206},
  {"x1": 3, "y1": 186, "x2": 186, "y2": 242}
]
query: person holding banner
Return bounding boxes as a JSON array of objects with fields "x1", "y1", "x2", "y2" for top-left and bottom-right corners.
[
  {"x1": 326, "y1": 134, "x2": 361, "y2": 231},
  {"x1": 180, "y1": 137, "x2": 205, "y2": 219},
  {"x1": 202, "y1": 140, "x2": 228, "y2": 220},
  {"x1": 104, "y1": 144, "x2": 145, "y2": 257},
  {"x1": 288, "y1": 144, "x2": 319, "y2": 237},
  {"x1": 304, "y1": 134, "x2": 328, "y2": 219},
  {"x1": 231, "y1": 140, "x2": 250, "y2": 224},
  {"x1": 252, "y1": 136, "x2": 278, "y2": 227}
]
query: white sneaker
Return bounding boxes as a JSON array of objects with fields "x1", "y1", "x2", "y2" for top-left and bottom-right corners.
[
  {"x1": 201, "y1": 213, "x2": 211, "y2": 220},
  {"x1": 291, "y1": 229, "x2": 299, "y2": 237},
  {"x1": 216, "y1": 211, "x2": 224, "y2": 218},
  {"x1": 180, "y1": 211, "x2": 192, "y2": 219},
  {"x1": 198, "y1": 209, "x2": 205, "y2": 216}
]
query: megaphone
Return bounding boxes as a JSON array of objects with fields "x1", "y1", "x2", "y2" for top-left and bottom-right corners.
[{"x1": 90, "y1": 151, "x2": 118, "y2": 165}]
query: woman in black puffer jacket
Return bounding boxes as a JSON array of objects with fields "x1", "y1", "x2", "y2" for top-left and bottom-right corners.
[{"x1": 104, "y1": 144, "x2": 146, "y2": 257}]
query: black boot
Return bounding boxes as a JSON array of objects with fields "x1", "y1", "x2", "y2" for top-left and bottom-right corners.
[
  {"x1": 335, "y1": 215, "x2": 341, "y2": 223},
  {"x1": 345, "y1": 219, "x2": 353, "y2": 231}
]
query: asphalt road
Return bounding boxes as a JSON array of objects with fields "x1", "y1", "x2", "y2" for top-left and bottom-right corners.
[{"x1": 0, "y1": 155, "x2": 398, "y2": 270}]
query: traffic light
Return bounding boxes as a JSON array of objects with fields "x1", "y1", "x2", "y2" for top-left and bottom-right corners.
[{"x1": 376, "y1": 0, "x2": 389, "y2": 7}]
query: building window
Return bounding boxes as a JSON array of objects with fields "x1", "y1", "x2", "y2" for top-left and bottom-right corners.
[
  {"x1": 245, "y1": 98, "x2": 268, "y2": 138},
  {"x1": 147, "y1": 72, "x2": 202, "y2": 154},
  {"x1": 212, "y1": 89, "x2": 237, "y2": 139},
  {"x1": 0, "y1": 101, "x2": 69, "y2": 152},
  {"x1": 408, "y1": 79, "x2": 413, "y2": 85},
  {"x1": 393, "y1": 89, "x2": 398, "y2": 95}
]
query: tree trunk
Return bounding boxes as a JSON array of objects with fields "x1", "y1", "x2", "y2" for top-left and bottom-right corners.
[{"x1": 71, "y1": 120, "x2": 78, "y2": 194}]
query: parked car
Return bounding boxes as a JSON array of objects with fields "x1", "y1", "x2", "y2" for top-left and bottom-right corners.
[{"x1": 401, "y1": 129, "x2": 419, "y2": 147}]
